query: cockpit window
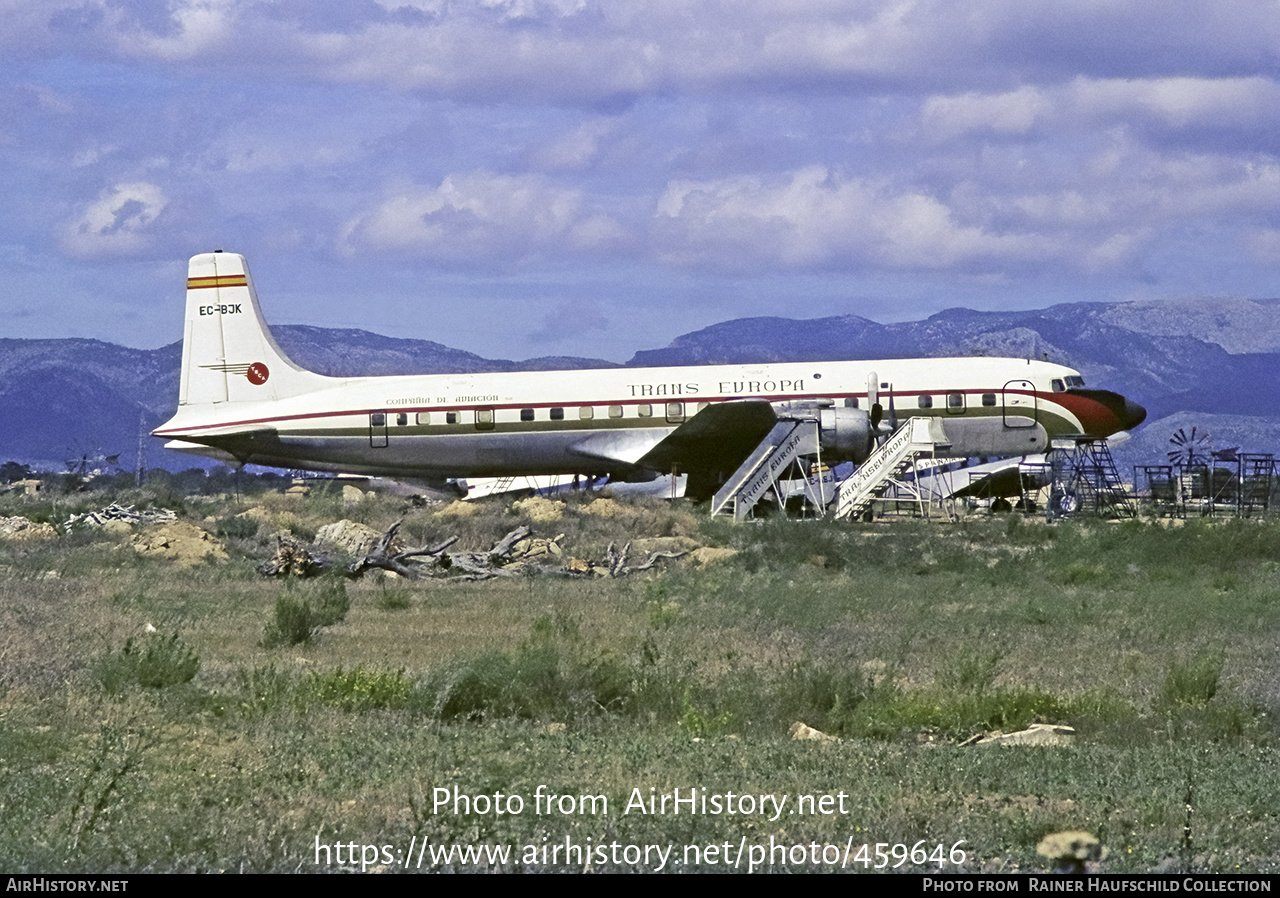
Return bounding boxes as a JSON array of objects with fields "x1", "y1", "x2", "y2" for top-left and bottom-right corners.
[
  {"x1": 1051, "y1": 379, "x2": 1065, "y2": 392},
  {"x1": 1065, "y1": 375, "x2": 1086, "y2": 388}
]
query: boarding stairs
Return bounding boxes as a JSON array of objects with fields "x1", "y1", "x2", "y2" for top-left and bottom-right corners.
[
  {"x1": 710, "y1": 417, "x2": 822, "y2": 521},
  {"x1": 831, "y1": 417, "x2": 952, "y2": 521},
  {"x1": 1046, "y1": 436, "x2": 1135, "y2": 519}
]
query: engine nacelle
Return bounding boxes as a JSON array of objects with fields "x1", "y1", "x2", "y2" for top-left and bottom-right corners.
[{"x1": 818, "y1": 407, "x2": 873, "y2": 463}]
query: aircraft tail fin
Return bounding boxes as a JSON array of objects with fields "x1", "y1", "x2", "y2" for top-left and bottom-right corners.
[{"x1": 178, "y1": 251, "x2": 330, "y2": 406}]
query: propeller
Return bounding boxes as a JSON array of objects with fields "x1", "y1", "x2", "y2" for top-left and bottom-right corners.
[{"x1": 867, "y1": 371, "x2": 885, "y2": 433}]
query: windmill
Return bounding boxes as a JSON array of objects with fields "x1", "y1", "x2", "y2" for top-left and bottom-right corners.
[
  {"x1": 1166, "y1": 427, "x2": 1212, "y2": 469},
  {"x1": 64, "y1": 443, "x2": 121, "y2": 478}
]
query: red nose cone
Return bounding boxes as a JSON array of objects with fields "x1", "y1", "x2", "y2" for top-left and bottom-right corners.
[{"x1": 1060, "y1": 389, "x2": 1145, "y2": 436}]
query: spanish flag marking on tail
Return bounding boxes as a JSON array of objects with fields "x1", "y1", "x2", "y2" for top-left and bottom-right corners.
[{"x1": 187, "y1": 274, "x2": 249, "y2": 290}]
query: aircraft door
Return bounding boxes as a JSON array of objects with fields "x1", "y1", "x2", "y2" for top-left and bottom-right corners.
[
  {"x1": 1002, "y1": 380, "x2": 1037, "y2": 428},
  {"x1": 369, "y1": 412, "x2": 389, "y2": 448}
]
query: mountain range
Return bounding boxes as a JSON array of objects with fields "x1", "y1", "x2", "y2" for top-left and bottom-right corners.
[{"x1": 3, "y1": 297, "x2": 1277, "y2": 475}]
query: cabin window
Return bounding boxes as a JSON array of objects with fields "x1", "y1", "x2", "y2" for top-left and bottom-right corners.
[
  {"x1": 637, "y1": 404, "x2": 652, "y2": 417},
  {"x1": 416, "y1": 412, "x2": 430, "y2": 425},
  {"x1": 445, "y1": 411, "x2": 459, "y2": 425},
  {"x1": 1051, "y1": 379, "x2": 1065, "y2": 393},
  {"x1": 550, "y1": 407, "x2": 564, "y2": 421},
  {"x1": 370, "y1": 412, "x2": 386, "y2": 427},
  {"x1": 520, "y1": 408, "x2": 535, "y2": 422},
  {"x1": 947, "y1": 392, "x2": 964, "y2": 409},
  {"x1": 396, "y1": 412, "x2": 408, "y2": 426},
  {"x1": 608, "y1": 405, "x2": 623, "y2": 418},
  {"x1": 665, "y1": 401, "x2": 684, "y2": 422},
  {"x1": 981, "y1": 393, "x2": 997, "y2": 407},
  {"x1": 476, "y1": 409, "x2": 494, "y2": 431},
  {"x1": 844, "y1": 397, "x2": 859, "y2": 408},
  {"x1": 917, "y1": 394, "x2": 933, "y2": 409},
  {"x1": 579, "y1": 406, "x2": 594, "y2": 420}
]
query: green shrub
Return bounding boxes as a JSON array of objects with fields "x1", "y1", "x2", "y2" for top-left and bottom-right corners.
[
  {"x1": 261, "y1": 595, "x2": 317, "y2": 647},
  {"x1": 235, "y1": 664, "x2": 297, "y2": 714},
  {"x1": 303, "y1": 666, "x2": 415, "y2": 712},
  {"x1": 425, "y1": 615, "x2": 637, "y2": 721},
  {"x1": 214, "y1": 516, "x2": 259, "y2": 539},
  {"x1": 94, "y1": 633, "x2": 200, "y2": 693},
  {"x1": 938, "y1": 648, "x2": 1003, "y2": 695},
  {"x1": 308, "y1": 579, "x2": 350, "y2": 627},
  {"x1": 773, "y1": 659, "x2": 871, "y2": 734},
  {"x1": 1161, "y1": 651, "x2": 1224, "y2": 709},
  {"x1": 261, "y1": 580, "x2": 350, "y2": 647}
]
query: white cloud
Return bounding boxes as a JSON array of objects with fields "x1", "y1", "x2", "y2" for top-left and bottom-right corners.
[
  {"x1": 654, "y1": 166, "x2": 1050, "y2": 272},
  {"x1": 341, "y1": 172, "x2": 627, "y2": 264},
  {"x1": 921, "y1": 77, "x2": 1280, "y2": 142},
  {"x1": 921, "y1": 87, "x2": 1049, "y2": 140},
  {"x1": 60, "y1": 181, "x2": 168, "y2": 257},
  {"x1": 149, "y1": 0, "x2": 237, "y2": 59}
]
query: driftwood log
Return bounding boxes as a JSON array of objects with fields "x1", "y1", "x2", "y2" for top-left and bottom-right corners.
[
  {"x1": 345, "y1": 522, "x2": 534, "y2": 581},
  {"x1": 263, "y1": 520, "x2": 686, "y2": 581},
  {"x1": 346, "y1": 521, "x2": 459, "y2": 578},
  {"x1": 597, "y1": 541, "x2": 687, "y2": 578},
  {"x1": 257, "y1": 533, "x2": 331, "y2": 577}
]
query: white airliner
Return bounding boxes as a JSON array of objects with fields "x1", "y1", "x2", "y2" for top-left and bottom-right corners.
[{"x1": 154, "y1": 252, "x2": 1147, "y2": 500}]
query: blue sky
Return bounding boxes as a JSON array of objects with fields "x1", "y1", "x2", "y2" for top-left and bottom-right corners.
[{"x1": 4, "y1": 0, "x2": 1280, "y2": 362}]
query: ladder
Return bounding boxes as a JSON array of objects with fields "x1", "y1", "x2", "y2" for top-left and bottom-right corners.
[
  {"x1": 710, "y1": 418, "x2": 820, "y2": 521},
  {"x1": 831, "y1": 417, "x2": 951, "y2": 521},
  {"x1": 1047, "y1": 437, "x2": 1135, "y2": 518}
]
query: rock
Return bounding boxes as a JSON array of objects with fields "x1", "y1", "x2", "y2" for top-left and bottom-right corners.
[
  {"x1": 64, "y1": 503, "x2": 177, "y2": 530},
  {"x1": 314, "y1": 520, "x2": 386, "y2": 558},
  {"x1": 972, "y1": 723, "x2": 1076, "y2": 747},
  {"x1": 435, "y1": 500, "x2": 479, "y2": 517},
  {"x1": 342, "y1": 484, "x2": 365, "y2": 507},
  {"x1": 789, "y1": 721, "x2": 837, "y2": 743},
  {"x1": 689, "y1": 547, "x2": 737, "y2": 566},
  {"x1": 130, "y1": 522, "x2": 228, "y2": 566},
  {"x1": 508, "y1": 534, "x2": 566, "y2": 559},
  {"x1": 1037, "y1": 831, "x2": 1105, "y2": 873},
  {"x1": 0, "y1": 516, "x2": 57, "y2": 540},
  {"x1": 510, "y1": 496, "x2": 566, "y2": 522}
]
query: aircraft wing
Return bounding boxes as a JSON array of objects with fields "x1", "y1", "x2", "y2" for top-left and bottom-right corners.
[
  {"x1": 948, "y1": 465, "x2": 1048, "y2": 500},
  {"x1": 636, "y1": 399, "x2": 779, "y2": 475},
  {"x1": 569, "y1": 399, "x2": 778, "y2": 475}
]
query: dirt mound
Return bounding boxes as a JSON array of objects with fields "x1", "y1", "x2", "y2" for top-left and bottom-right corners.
[
  {"x1": 0, "y1": 516, "x2": 57, "y2": 540},
  {"x1": 131, "y1": 522, "x2": 228, "y2": 566},
  {"x1": 510, "y1": 496, "x2": 566, "y2": 522}
]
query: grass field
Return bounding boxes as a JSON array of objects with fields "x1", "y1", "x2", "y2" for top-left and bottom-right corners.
[{"x1": 2, "y1": 482, "x2": 1278, "y2": 873}]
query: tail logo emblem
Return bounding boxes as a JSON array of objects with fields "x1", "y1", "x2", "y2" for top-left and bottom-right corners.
[{"x1": 201, "y1": 361, "x2": 270, "y2": 385}]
